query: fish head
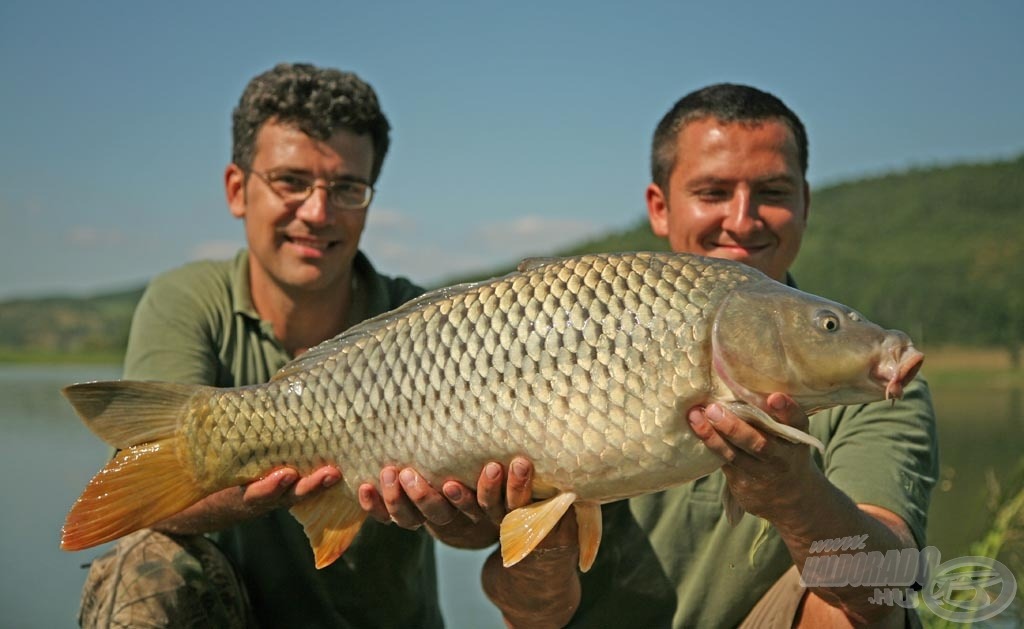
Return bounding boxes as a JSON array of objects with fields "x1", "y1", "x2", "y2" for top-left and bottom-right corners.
[{"x1": 711, "y1": 281, "x2": 924, "y2": 412}]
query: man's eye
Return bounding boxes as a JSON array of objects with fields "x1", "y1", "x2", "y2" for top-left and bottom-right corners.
[
  {"x1": 697, "y1": 189, "x2": 728, "y2": 201},
  {"x1": 331, "y1": 181, "x2": 362, "y2": 194},
  {"x1": 273, "y1": 175, "x2": 311, "y2": 191}
]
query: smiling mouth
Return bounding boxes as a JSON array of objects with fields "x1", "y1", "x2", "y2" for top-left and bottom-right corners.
[{"x1": 285, "y1": 235, "x2": 337, "y2": 251}]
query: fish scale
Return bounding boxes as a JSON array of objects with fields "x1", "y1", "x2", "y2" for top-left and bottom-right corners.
[
  {"x1": 60, "y1": 251, "x2": 925, "y2": 571},
  {"x1": 183, "y1": 253, "x2": 737, "y2": 499}
]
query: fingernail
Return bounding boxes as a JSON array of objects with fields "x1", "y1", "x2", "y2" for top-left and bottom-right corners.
[
  {"x1": 706, "y1": 404, "x2": 723, "y2": 423},
  {"x1": 512, "y1": 460, "x2": 529, "y2": 479},
  {"x1": 382, "y1": 468, "x2": 397, "y2": 487},
  {"x1": 400, "y1": 468, "x2": 418, "y2": 488},
  {"x1": 444, "y1": 485, "x2": 462, "y2": 501},
  {"x1": 770, "y1": 396, "x2": 788, "y2": 411},
  {"x1": 484, "y1": 462, "x2": 501, "y2": 480},
  {"x1": 279, "y1": 471, "x2": 297, "y2": 487},
  {"x1": 322, "y1": 475, "x2": 339, "y2": 488}
]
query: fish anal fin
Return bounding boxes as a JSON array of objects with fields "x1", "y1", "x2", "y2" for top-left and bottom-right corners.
[
  {"x1": 500, "y1": 492, "x2": 577, "y2": 568},
  {"x1": 61, "y1": 439, "x2": 205, "y2": 551},
  {"x1": 573, "y1": 501, "x2": 602, "y2": 572},
  {"x1": 289, "y1": 483, "x2": 366, "y2": 569}
]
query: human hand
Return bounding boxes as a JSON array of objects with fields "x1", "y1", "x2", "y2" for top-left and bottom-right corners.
[
  {"x1": 241, "y1": 465, "x2": 342, "y2": 511},
  {"x1": 688, "y1": 393, "x2": 820, "y2": 521},
  {"x1": 357, "y1": 462, "x2": 512, "y2": 549},
  {"x1": 480, "y1": 458, "x2": 580, "y2": 628}
]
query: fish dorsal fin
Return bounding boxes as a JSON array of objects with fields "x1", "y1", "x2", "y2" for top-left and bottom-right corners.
[
  {"x1": 500, "y1": 492, "x2": 577, "y2": 567},
  {"x1": 573, "y1": 501, "x2": 602, "y2": 572},
  {"x1": 517, "y1": 256, "x2": 563, "y2": 272},
  {"x1": 289, "y1": 482, "x2": 367, "y2": 569},
  {"x1": 272, "y1": 276, "x2": 502, "y2": 382}
]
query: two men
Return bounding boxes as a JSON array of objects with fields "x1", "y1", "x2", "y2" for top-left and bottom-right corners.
[{"x1": 79, "y1": 66, "x2": 937, "y2": 628}]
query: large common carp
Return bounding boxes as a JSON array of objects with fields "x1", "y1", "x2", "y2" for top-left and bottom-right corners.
[{"x1": 60, "y1": 252, "x2": 923, "y2": 571}]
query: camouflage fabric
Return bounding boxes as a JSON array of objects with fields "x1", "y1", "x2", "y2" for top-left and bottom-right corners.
[{"x1": 79, "y1": 529, "x2": 250, "y2": 628}]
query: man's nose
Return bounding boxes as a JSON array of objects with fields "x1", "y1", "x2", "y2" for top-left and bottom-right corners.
[
  {"x1": 296, "y1": 185, "x2": 334, "y2": 225},
  {"x1": 721, "y1": 188, "x2": 760, "y2": 234}
]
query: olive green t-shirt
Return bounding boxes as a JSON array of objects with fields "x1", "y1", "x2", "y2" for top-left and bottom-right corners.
[
  {"x1": 566, "y1": 375, "x2": 937, "y2": 629},
  {"x1": 123, "y1": 249, "x2": 442, "y2": 629}
]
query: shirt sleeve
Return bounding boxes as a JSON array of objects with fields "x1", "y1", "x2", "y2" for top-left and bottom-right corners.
[
  {"x1": 818, "y1": 376, "x2": 939, "y2": 547},
  {"x1": 122, "y1": 268, "x2": 225, "y2": 385}
]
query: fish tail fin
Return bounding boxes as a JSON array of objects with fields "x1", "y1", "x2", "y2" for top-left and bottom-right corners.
[
  {"x1": 60, "y1": 381, "x2": 209, "y2": 551},
  {"x1": 289, "y1": 484, "x2": 367, "y2": 569}
]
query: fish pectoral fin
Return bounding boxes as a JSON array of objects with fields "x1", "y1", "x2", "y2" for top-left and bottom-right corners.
[
  {"x1": 573, "y1": 502, "x2": 602, "y2": 572},
  {"x1": 289, "y1": 483, "x2": 366, "y2": 570},
  {"x1": 500, "y1": 492, "x2": 577, "y2": 568},
  {"x1": 723, "y1": 401, "x2": 825, "y2": 454}
]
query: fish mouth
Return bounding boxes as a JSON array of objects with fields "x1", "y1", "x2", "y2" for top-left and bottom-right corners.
[{"x1": 872, "y1": 338, "x2": 924, "y2": 400}]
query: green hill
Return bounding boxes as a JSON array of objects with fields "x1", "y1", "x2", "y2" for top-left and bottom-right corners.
[{"x1": 2, "y1": 155, "x2": 1022, "y2": 363}]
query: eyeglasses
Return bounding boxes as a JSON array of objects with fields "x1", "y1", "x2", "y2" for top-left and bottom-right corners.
[{"x1": 250, "y1": 170, "x2": 374, "y2": 211}]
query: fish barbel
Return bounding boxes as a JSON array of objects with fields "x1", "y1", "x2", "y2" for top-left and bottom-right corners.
[{"x1": 60, "y1": 252, "x2": 923, "y2": 570}]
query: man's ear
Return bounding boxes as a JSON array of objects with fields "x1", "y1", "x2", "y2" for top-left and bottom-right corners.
[
  {"x1": 646, "y1": 183, "x2": 670, "y2": 238},
  {"x1": 802, "y1": 180, "x2": 811, "y2": 224},
  {"x1": 225, "y1": 163, "x2": 246, "y2": 219}
]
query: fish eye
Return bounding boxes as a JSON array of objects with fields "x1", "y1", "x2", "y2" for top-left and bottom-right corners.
[{"x1": 816, "y1": 310, "x2": 841, "y2": 333}]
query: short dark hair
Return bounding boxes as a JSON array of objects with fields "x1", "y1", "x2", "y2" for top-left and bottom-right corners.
[
  {"x1": 231, "y1": 62, "x2": 391, "y2": 183},
  {"x1": 650, "y1": 83, "x2": 808, "y2": 191}
]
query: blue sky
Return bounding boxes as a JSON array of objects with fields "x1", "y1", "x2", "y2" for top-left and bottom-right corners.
[{"x1": 1, "y1": 0, "x2": 1021, "y2": 299}]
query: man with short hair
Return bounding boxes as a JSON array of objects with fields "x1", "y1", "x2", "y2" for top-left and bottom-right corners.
[
  {"x1": 77, "y1": 62, "x2": 498, "y2": 628},
  {"x1": 479, "y1": 84, "x2": 938, "y2": 628}
]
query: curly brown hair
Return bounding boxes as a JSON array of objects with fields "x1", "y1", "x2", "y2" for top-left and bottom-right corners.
[{"x1": 231, "y1": 63, "x2": 391, "y2": 182}]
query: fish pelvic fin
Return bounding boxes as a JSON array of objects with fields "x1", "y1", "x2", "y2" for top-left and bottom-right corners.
[
  {"x1": 574, "y1": 501, "x2": 602, "y2": 572},
  {"x1": 60, "y1": 381, "x2": 209, "y2": 551},
  {"x1": 500, "y1": 492, "x2": 577, "y2": 568},
  {"x1": 289, "y1": 483, "x2": 367, "y2": 569}
]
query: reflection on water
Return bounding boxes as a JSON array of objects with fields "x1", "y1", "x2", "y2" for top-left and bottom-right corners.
[{"x1": 2, "y1": 365, "x2": 1020, "y2": 627}]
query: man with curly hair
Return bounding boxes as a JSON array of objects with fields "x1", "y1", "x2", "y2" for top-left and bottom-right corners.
[{"x1": 76, "y1": 62, "x2": 502, "y2": 628}]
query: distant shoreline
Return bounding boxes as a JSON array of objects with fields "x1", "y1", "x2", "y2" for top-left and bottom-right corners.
[{"x1": 2, "y1": 346, "x2": 1019, "y2": 389}]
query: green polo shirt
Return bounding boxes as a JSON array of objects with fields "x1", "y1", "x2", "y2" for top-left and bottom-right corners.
[{"x1": 123, "y1": 249, "x2": 441, "y2": 629}]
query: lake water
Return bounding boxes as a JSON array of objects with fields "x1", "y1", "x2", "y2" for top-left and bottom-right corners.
[{"x1": 2, "y1": 364, "x2": 1021, "y2": 627}]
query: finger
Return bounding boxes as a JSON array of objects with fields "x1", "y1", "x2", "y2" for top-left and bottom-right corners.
[
  {"x1": 442, "y1": 480, "x2": 487, "y2": 523},
  {"x1": 358, "y1": 483, "x2": 391, "y2": 523},
  {"x1": 399, "y1": 468, "x2": 458, "y2": 526},
  {"x1": 506, "y1": 458, "x2": 534, "y2": 510},
  {"x1": 477, "y1": 462, "x2": 506, "y2": 524},
  {"x1": 688, "y1": 407, "x2": 742, "y2": 464},
  {"x1": 379, "y1": 467, "x2": 426, "y2": 528},
  {"x1": 705, "y1": 404, "x2": 774, "y2": 460},
  {"x1": 294, "y1": 466, "x2": 341, "y2": 497},
  {"x1": 241, "y1": 468, "x2": 298, "y2": 505},
  {"x1": 765, "y1": 393, "x2": 809, "y2": 432}
]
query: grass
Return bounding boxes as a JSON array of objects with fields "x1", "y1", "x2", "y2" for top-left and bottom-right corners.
[
  {"x1": 920, "y1": 464, "x2": 1024, "y2": 628},
  {"x1": 0, "y1": 349, "x2": 124, "y2": 365},
  {"x1": 918, "y1": 346, "x2": 1022, "y2": 390}
]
